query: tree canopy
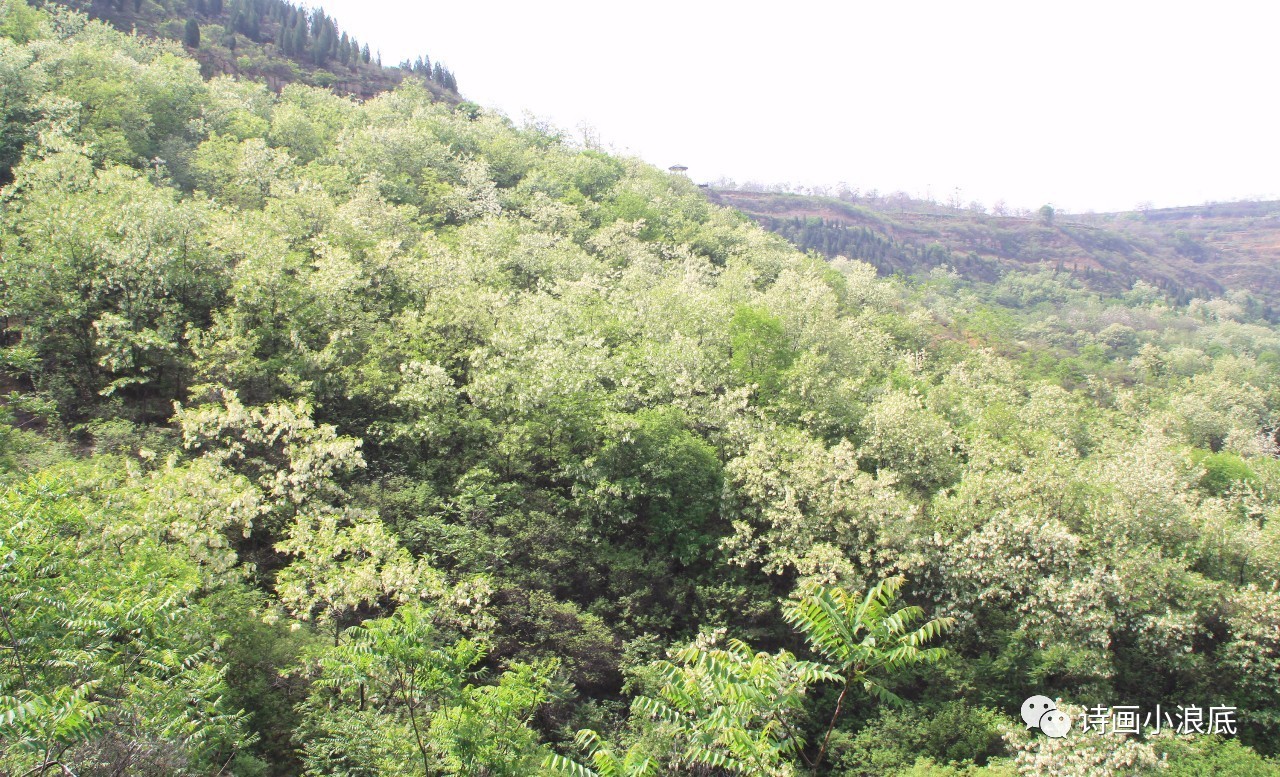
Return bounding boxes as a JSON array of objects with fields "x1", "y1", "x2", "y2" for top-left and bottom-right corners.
[{"x1": 1, "y1": 2, "x2": 1279, "y2": 774}]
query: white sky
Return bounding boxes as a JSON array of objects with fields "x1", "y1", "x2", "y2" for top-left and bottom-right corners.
[{"x1": 313, "y1": 0, "x2": 1280, "y2": 213}]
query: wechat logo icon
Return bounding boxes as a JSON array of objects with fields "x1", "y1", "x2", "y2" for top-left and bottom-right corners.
[{"x1": 1022, "y1": 695, "x2": 1072, "y2": 738}]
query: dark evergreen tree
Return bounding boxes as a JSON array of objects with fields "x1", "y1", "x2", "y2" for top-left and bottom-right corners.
[
  {"x1": 291, "y1": 18, "x2": 307, "y2": 57},
  {"x1": 314, "y1": 20, "x2": 334, "y2": 64},
  {"x1": 361, "y1": 43, "x2": 370, "y2": 63},
  {"x1": 183, "y1": 17, "x2": 200, "y2": 47}
]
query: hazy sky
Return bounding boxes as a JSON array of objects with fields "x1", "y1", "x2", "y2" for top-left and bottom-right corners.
[{"x1": 314, "y1": 0, "x2": 1279, "y2": 213}]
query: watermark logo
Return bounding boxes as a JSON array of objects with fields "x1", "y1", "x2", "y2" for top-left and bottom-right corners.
[
  {"x1": 1022, "y1": 695, "x2": 1071, "y2": 738},
  {"x1": 1080, "y1": 704, "x2": 1237, "y2": 735},
  {"x1": 1022, "y1": 696, "x2": 1239, "y2": 737}
]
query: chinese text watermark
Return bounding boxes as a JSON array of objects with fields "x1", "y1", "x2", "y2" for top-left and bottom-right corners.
[{"x1": 1022, "y1": 696, "x2": 1238, "y2": 739}]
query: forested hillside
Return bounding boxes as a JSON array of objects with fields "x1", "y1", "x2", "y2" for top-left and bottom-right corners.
[
  {"x1": 1, "y1": 2, "x2": 1278, "y2": 775},
  {"x1": 712, "y1": 189, "x2": 1280, "y2": 310},
  {"x1": 42, "y1": 0, "x2": 459, "y2": 99}
]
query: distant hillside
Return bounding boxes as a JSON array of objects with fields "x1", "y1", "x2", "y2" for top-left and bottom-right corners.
[
  {"x1": 710, "y1": 189, "x2": 1280, "y2": 304},
  {"x1": 47, "y1": 0, "x2": 459, "y2": 100},
  {"x1": 1072, "y1": 201, "x2": 1280, "y2": 296}
]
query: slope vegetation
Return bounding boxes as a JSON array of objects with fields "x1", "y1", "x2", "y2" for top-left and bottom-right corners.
[
  {"x1": 1, "y1": 3, "x2": 1279, "y2": 775},
  {"x1": 712, "y1": 189, "x2": 1280, "y2": 307},
  {"x1": 49, "y1": 0, "x2": 458, "y2": 99}
]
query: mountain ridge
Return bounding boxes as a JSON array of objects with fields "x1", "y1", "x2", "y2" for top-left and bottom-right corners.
[
  {"x1": 710, "y1": 188, "x2": 1280, "y2": 307},
  {"x1": 45, "y1": 0, "x2": 459, "y2": 100}
]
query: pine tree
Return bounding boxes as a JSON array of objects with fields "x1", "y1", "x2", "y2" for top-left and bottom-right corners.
[
  {"x1": 432, "y1": 61, "x2": 444, "y2": 83},
  {"x1": 292, "y1": 19, "x2": 308, "y2": 58},
  {"x1": 183, "y1": 18, "x2": 201, "y2": 47},
  {"x1": 361, "y1": 43, "x2": 370, "y2": 63},
  {"x1": 315, "y1": 20, "x2": 335, "y2": 64}
]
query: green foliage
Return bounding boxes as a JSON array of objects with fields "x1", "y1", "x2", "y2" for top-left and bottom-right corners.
[
  {"x1": 2, "y1": 150, "x2": 228, "y2": 417},
  {"x1": 3, "y1": 10, "x2": 1280, "y2": 773},
  {"x1": 573, "y1": 407, "x2": 723, "y2": 563},
  {"x1": 604, "y1": 577, "x2": 951, "y2": 774},
  {"x1": 633, "y1": 635, "x2": 835, "y2": 775},
  {"x1": 859, "y1": 389, "x2": 961, "y2": 491},
  {"x1": 783, "y1": 577, "x2": 953, "y2": 707},
  {"x1": 782, "y1": 577, "x2": 954, "y2": 770},
  {"x1": 297, "y1": 602, "x2": 553, "y2": 776},
  {"x1": 1155, "y1": 736, "x2": 1280, "y2": 776},
  {"x1": 0, "y1": 0, "x2": 46, "y2": 45},
  {"x1": 829, "y1": 702, "x2": 1006, "y2": 776},
  {"x1": 1215, "y1": 585, "x2": 1280, "y2": 748},
  {"x1": 174, "y1": 390, "x2": 365, "y2": 520},
  {"x1": 1193, "y1": 449, "x2": 1259, "y2": 495},
  {"x1": 183, "y1": 17, "x2": 200, "y2": 47},
  {"x1": 544, "y1": 729, "x2": 657, "y2": 777},
  {"x1": 489, "y1": 587, "x2": 621, "y2": 697},
  {"x1": 729, "y1": 304, "x2": 795, "y2": 397},
  {"x1": 0, "y1": 468, "x2": 255, "y2": 774}
]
